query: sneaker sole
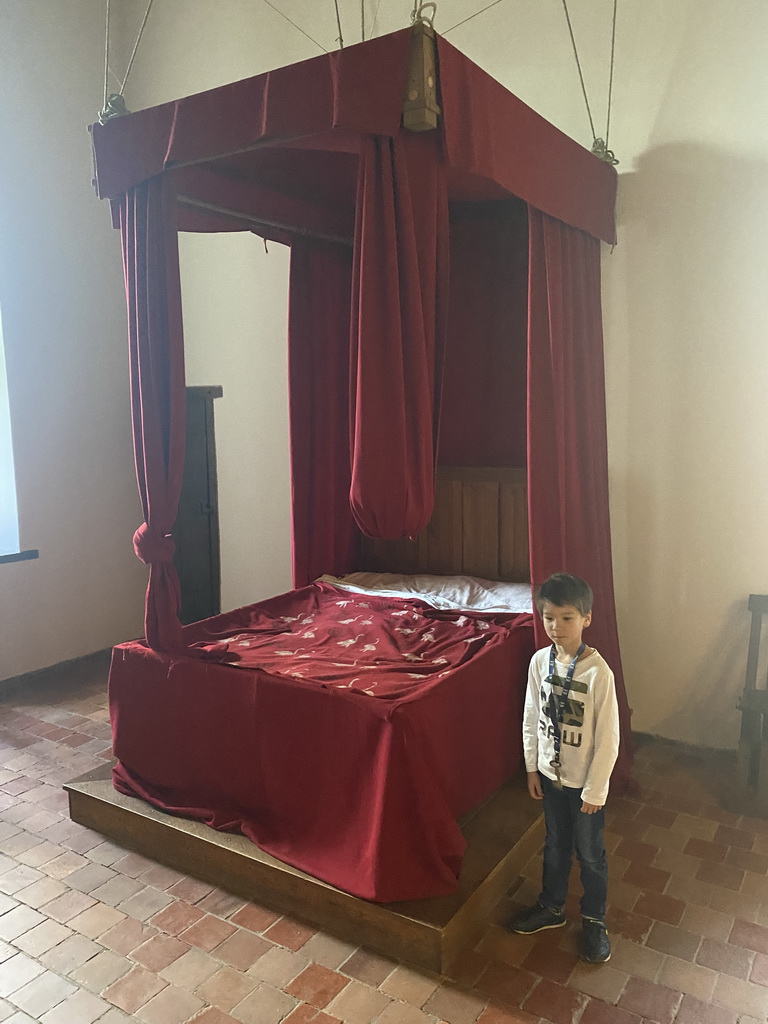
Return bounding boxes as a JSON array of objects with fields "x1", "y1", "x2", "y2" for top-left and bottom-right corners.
[
  {"x1": 511, "y1": 918, "x2": 567, "y2": 935},
  {"x1": 582, "y1": 951, "x2": 612, "y2": 963}
]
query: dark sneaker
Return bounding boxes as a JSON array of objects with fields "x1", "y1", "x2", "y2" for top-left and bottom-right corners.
[
  {"x1": 581, "y1": 918, "x2": 611, "y2": 962},
  {"x1": 507, "y1": 901, "x2": 566, "y2": 934}
]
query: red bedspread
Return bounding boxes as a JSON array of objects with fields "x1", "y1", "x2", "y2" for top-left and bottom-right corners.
[{"x1": 109, "y1": 583, "x2": 535, "y2": 901}]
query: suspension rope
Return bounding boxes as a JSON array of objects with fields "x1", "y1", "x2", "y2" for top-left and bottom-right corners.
[
  {"x1": 333, "y1": 0, "x2": 344, "y2": 47},
  {"x1": 443, "y1": 0, "x2": 505, "y2": 35},
  {"x1": 103, "y1": 0, "x2": 110, "y2": 109},
  {"x1": 368, "y1": 0, "x2": 384, "y2": 39},
  {"x1": 120, "y1": 0, "x2": 155, "y2": 95},
  {"x1": 259, "y1": 0, "x2": 328, "y2": 52},
  {"x1": 605, "y1": 0, "x2": 617, "y2": 149},
  {"x1": 361, "y1": 0, "x2": 365, "y2": 42},
  {"x1": 560, "y1": 0, "x2": 596, "y2": 141}
]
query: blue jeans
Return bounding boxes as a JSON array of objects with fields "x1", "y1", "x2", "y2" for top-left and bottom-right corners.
[{"x1": 538, "y1": 772, "x2": 608, "y2": 921}]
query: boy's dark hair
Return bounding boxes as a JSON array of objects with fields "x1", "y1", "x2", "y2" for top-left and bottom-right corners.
[{"x1": 535, "y1": 572, "x2": 593, "y2": 616}]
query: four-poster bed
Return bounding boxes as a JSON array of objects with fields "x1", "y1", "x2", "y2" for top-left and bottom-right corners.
[{"x1": 86, "y1": 24, "x2": 632, "y2": 906}]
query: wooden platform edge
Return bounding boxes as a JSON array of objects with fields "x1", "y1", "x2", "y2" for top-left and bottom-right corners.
[{"x1": 65, "y1": 768, "x2": 543, "y2": 974}]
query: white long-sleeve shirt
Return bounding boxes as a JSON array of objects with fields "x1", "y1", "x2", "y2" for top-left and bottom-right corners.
[{"x1": 522, "y1": 646, "x2": 620, "y2": 807}]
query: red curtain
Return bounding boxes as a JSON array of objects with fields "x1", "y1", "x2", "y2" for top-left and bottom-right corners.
[
  {"x1": 349, "y1": 133, "x2": 449, "y2": 539},
  {"x1": 526, "y1": 207, "x2": 634, "y2": 790},
  {"x1": 288, "y1": 242, "x2": 359, "y2": 587},
  {"x1": 118, "y1": 178, "x2": 224, "y2": 658}
]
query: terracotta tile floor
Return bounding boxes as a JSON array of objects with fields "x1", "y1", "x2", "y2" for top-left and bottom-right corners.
[{"x1": 0, "y1": 656, "x2": 767, "y2": 1023}]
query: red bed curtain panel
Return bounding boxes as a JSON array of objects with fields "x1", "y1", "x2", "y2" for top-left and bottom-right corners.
[
  {"x1": 526, "y1": 207, "x2": 634, "y2": 790},
  {"x1": 288, "y1": 241, "x2": 359, "y2": 587},
  {"x1": 349, "y1": 132, "x2": 449, "y2": 540}
]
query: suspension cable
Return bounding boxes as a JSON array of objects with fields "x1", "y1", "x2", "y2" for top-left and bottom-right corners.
[
  {"x1": 103, "y1": 0, "x2": 110, "y2": 109},
  {"x1": 120, "y1": 0, "x2": 155, "y2": 94},
  {"x1": 259, "y1": 0, "x2": 328, "y2": 52},
  {"x1": 560, "y1": 0, "x2": 596, "y2": 141},
  {"x1": 369, "y1": 0, "x2": 383, "y2": 39},
  {"x1": 443, "y1": 0, "x2": 505, "y2": 35},
  {"x1": 605, "y1": 0, "x2": 617, "y2": 149},
  {"x1": 333, "y1": 0, "x2": 344, "y2": 47}
]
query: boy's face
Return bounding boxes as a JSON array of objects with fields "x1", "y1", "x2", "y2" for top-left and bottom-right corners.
[{"x1": 540, "y1": 600, "x2": 592, "y2": 654}]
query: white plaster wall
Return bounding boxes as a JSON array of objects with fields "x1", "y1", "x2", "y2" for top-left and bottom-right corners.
[
  {"x1": 0, "y1": 0, "x2": 146, "y2": 679},
  {"x1": 2, "y1": 1, "x2": 765, "y2": 749}
]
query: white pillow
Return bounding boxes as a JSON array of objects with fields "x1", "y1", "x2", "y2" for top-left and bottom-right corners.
[{"x1": 318, "y1": 572, "x2": 532, "y2": 613}]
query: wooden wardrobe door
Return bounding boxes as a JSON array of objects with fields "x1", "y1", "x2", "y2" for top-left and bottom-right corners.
[{"x1": 173, "y1": 386, "x2": 223, "y2": 624}]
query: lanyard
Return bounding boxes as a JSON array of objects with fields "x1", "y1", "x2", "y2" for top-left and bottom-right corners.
[{"x1": 547, "y1": 641, "x2": 585, "y2": 774}]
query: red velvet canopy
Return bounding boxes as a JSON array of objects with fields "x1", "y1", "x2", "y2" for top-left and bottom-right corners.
[{"x1": 91, "y1": 28, "x2": 633, "y2": 788}]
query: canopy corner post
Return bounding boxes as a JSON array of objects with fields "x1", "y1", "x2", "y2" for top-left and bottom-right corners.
[{"x1": 402, "y1": 20, "x2": 441, "y2": 132}]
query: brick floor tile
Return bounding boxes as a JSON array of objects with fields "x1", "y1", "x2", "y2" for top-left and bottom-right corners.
[
  {"x1": 608, "y1": 938, "x2": 664, "y2": 982},
  {"x1": 100, "y1": 916, "x2": 157, "y2": 955},
  {"x1": 657, "y1": 956, "x2": 717, "y2": 1002},
  {"x1": 181, "y1": 914, "x2": 237, "y2": 952},
  {"x1": 135, "y1": 983, "x2": 204, "y2": 1024},
  {"x1": 695, "y1": 936, "x2": 755, "y2": 979},
  {"x1": 16, "y1": 841, "x2": 64, "y2": 869},
  {"x1": 749, "y1": 951, "x2": 768, "y2": 986},
  {"x1": 196, "y1": 889, "x2": 248, "y2": 918},
  {"x1": 672, "y1": 993, "x2": 738, "y2": 1024},
  {"x1": 13, "y1": 919, "x2": 71, "y2": 957},
  {"x1": 188, "y1": 1010, "x2": 241, "y2": 1024},
  {"x1": 214, "y1": 929, "x2": 272, "y2": 971},
  {"x1": 729, "y1": 918, "x2": 768, "y2": 955},
  {"x1": 645, "y1": 921, "x2": 701, "y2": 961},
  {"x1": 622, "y1": 862, "x2": 671, "y2": 894},
  {"x1": 696, "y1": 860, "x2": 745, "y2": 891},
  {"x1": 227, "y1": 904, "x2": 281, "y2": 935},
  {"x1": 67, "y1": 903, "x2": 126, "y2": 939},
  {"x1": 103, "y1": 966, "x2": 167, "y2": 1014},
  {"x1": 376, "y1": 1001, "x2": 436, "y2": 1024},
  {"x1": 520, "y1": 937, "x2": 579, "y2": 986},
  {"x1": 195, "y1": 966, "x2": 258, "y2": 1011},
  {"x1": 131, "y1": 933, "x2": 190, "y2": 972},
  {"x1": 298, "y1": 933, "x2": 357, "y2": 970},
  {"x1": 708, "y1": 888, "x2": 761, "y2": 922},
  {"x1": 230, "y1": 982, "x2": 297, "y2": 1024},
  {"x1": 263, "y1": 917, "x2": 316, "y2": 951},
  {"x1": 0, "y1": 867, "x2": 43, "y2": 896},
  {"x1": 38, "y1": 987, "x2": 111, "y2": 1024},
  {"x1": 40, "y1": 852, "x2": 89, "y2": 879},
  {"x1": 339, "y1": 949, "x2": 396, "y2": 986},
  {"x1": 679, "y1": 903, "x2": 733, "y2": 942},
  {"x1": 88, "y1": 875, "x2": 145, "y2": 907},
  {"x1": 683, "y1": 837, "x2": 728, "y2": 863},
  {"x1": 604, "y1": 907, "x2": 653, "y2": 943},
  {"x1": 72, "y1": 948, "x2": 132, "y2": 990},
  {"x1": 93, "y1": 1011, "x2": 135, "y2": 1024},
  {"x1": 712, "y1": 973, "x2": 768, "y2": 1018},
  {"x1": 165, "y1": 878, "x2": 216, "y2": 904},
  {"x1": 116, "y1": 885, "x2": 173, "y2": 921},
  {"x1": 246, "y1": 945, "x2": 310, "y2": 988},
  {"x1": 631, "y1": 891, "x2": 685, "y2": 927},
  {"x1": 14, "y1": 875, "x2": 68, "y2": 909},
  {"x1": 669, "y1": 814, "x2": 718, "y2": 841},
  {"x1": 615, "y1": 838, "x2": 659, "y2": 864},
  {"x1": 617, "y1": 976, "x2": 682, "y2": 1024},
  {"x1": 522, "y1": 979, "x2": 587, "y2": 1024},
  {"x1": 139, "y1": 863, "x2": 187, "y2": 889},
  {"x1": 65, "y1": 863, "x2": 116, "y2": 894},
  {"x1": 285, "y1": 963, "x2": 349, "y2": 1008},
  {"x1": 475, "y1": 1006, "x2": 541, "y2": 1024},
  {"x1": 111, "y1": 852, "x2": 157, "y2": 879},
  {"x1": 0, "y1": 953, "x2": 45, "y2": 997},
  {"x1": 578, "y1": 997, "x2": 644, "y2": 1024},
  {"x1": 379, "y1": 965, "x2": 439, "y2": 1007},
  {"x1": 159, "y1": 947, "x2": 220, "y2": 989},
  {"x1": 325, "y1": 979, "x2": 392, "y2": 1024},
  {"x1": 41, "y1": 889, "x2": 97, "y2": 923},
  {"x1": 86, "y1": 841, "x2": 128, "y2": 867},
  {"x1": 6, "y1": 971, "x2": 76, "y2": 1018},
  {"x1": 150, "y1": 900, "x2": 205, "y2": 936},
  {"x1": 39, "y1": 933, "x2": 101, "y2": 974},
  {"x1": 0, "y1": 905, "x2": 44, "y2": 940},
  {"x1": 474, "y1": 960, "x2": 538, "y2": 1008},
  {"x1": 567, "y1": 962, "x2": 629, "y2": 1003},
  {"x1": 714, "y1": 825, "x2": 755, "y2": 850}
]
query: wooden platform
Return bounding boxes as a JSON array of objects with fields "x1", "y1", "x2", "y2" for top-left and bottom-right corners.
[{"x1": 65, "y1": 765, "x2": 543, "y2": 974}]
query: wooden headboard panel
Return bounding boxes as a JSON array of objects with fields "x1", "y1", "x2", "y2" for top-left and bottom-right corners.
[{"x1": 359, "y1": 467, "x2": 529, "y2": 582}]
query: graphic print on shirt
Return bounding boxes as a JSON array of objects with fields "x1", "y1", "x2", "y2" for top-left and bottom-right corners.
[{"x1": 540, "y1": 672, "x2": 587, "y2": 748}]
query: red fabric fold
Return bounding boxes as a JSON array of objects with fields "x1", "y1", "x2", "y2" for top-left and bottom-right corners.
[
  {"x1": 526, "y1": 207, "x2": 634, "y2": 792},
  {"x1": 117, "y1": 178, "x2": 224, "y2": 659},
  {"x1": 349, "y1": 133, "x2": 449, "y2": 539}
]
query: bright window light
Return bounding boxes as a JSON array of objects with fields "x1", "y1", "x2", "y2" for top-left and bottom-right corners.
[{"x1": 0, "y1": 315, "x2": 19, "y2": 557}]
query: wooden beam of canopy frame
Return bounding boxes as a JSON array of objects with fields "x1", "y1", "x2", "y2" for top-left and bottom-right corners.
[{"x1": 176, "y1": 195, "x2": 353, "y2": 246}]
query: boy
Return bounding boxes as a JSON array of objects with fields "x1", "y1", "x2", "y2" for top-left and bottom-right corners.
[{"x1": 509, "y1": 572, "x2": 619, "y2": 964}]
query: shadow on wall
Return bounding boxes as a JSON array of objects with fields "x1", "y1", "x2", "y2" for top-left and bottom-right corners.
[{"x1": 612, "y1": 142, "x2": 768, "y2": 750}]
